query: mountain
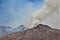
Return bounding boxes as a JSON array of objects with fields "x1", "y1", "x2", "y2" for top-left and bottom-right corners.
[
  {"x1": 0, "y1": 25, "x2": 27, "y2": 36},
  {"x1": 0, "y1": 26, "x2": 6, "y2": 35},
  {"x1": 0, "y1": 26, "x2": 12, "y2": 36},
  {"x1": 13, "y1": 25, "x2": 28, "y2": 32},
  {"x1": 0, "y1": 24, "x2": 60, "y2": 40},
  {"x1": 5, "y1": 26, "x2": 13, "y2": 34}
]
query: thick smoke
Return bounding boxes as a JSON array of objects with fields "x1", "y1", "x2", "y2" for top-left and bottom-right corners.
[{"x1": 29, "y1": 0, "x2": 60, "y2": 29}]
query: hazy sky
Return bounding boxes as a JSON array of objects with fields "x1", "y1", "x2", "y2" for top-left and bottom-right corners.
[{"x1": 0, "y1": 0, "x2": 45, "y2": 28}]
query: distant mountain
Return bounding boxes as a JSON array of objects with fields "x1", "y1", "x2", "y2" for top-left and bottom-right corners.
[
  {"x1": 5, "y1": 26, "x2": 13, "y2": 34},
  {"x1": 0, "y1": 25, "x2": 28, "y2": 36},
  {"x1": 0, "y1": 24, "x2": 60, "y2": 40},
  {"x1": 13, "y1": 25, "x2": 28, "y2": 32},
  {"x1": 0, "y1": 26, "x2": 13, "y2": 36},
  {"x1": 0, "y1": 26, "x2": 6, "y2": 35}
]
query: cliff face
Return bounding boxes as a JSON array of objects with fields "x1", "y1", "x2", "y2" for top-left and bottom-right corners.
[{"x1": 0, "y1": 24, "x2": 60, "y2": 40}]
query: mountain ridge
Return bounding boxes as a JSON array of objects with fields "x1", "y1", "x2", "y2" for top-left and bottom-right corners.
[
  {"x1": 0, "y1": 25, "x2": 27, "y2": 36},
  {"x1": 0, "y1": 24, "x2": 60, "y2": 40}
]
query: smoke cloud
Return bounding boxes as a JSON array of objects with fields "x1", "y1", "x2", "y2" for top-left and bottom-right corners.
[
  {"x1": 30, "y1": 0, "x2": 60, "y2": 29},
  {"x1": 0, "y1": 0, "x2": 45, "y2": 28}
]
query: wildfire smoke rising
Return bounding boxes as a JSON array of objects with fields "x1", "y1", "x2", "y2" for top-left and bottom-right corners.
[{"x1": 29, "y1": 0, "x2": 60, "y2": 29}]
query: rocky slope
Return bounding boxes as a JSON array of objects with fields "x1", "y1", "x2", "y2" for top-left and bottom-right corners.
[{"x1": 0, "y1": 24, "x2": 60, "y2": 40}]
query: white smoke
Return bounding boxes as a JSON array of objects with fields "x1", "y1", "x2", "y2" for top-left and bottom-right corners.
[{"x1": 29, "y1": 0, "x2": 60, "y2": 29}]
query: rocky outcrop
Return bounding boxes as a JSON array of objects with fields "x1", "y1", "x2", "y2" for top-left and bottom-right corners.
[{"x1": 0, "y1": 24, "x2": 60, "y2": 40}]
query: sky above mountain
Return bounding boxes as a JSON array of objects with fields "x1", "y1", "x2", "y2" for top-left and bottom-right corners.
[{"x1": 0, "y1": 0, "x2": 45, "y2": 28}]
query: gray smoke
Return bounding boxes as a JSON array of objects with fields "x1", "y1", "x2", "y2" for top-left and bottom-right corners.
[{"x1": 29, "y1": 0, "x2": 60, "y2": 29}]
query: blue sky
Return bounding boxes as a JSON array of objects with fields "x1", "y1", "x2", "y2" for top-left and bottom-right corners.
[{"x1": 0, "y1": 0, "x2": 45, "y2": 28}]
